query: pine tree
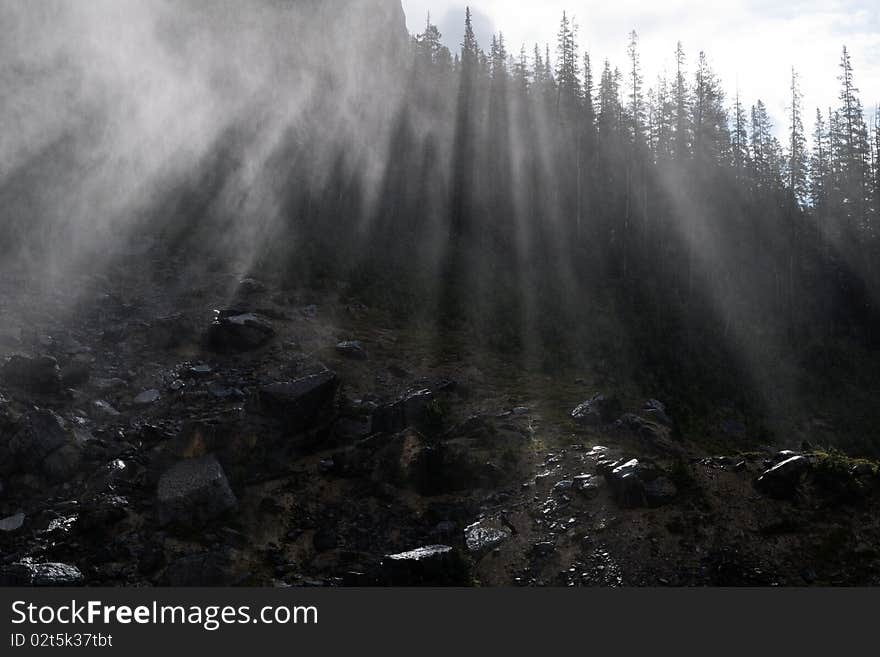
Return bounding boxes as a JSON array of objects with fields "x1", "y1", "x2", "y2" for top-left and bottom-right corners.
[
  {"x1": 810, "y1": 108, "x2": 830, "y2": 210},
  {"x1": 626, "y1": 30, "x2": 645, "y2": 143},
  {"x1": 673, "y1": 42, "x2": 690, "y2": 162},
  {"x1": 555, "y1": 12, "x2": 581, "y2": 121},
  {"x1": 837, "y1": 46, "x2": 871, "y2": 228},
  {"x1": 732, "y1": 90, "x2": 750, "y2": 180},
  {"x1": 787, "y1": 68, "x2": 808, "y2": 206}
]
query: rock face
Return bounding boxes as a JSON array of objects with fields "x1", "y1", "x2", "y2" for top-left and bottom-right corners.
[
  {"x1": 1, "y1": 355, "x2": 62, "y2": 393},
  {"x1": 756, "y1": 456, "x2": 810, "y2": 499},
  {"x1": 156, "y1": 455, "x2": 238, "y2": 527},
  {"x1": 372, "y1": 389, "x2": 435, "y2": 434},
  {"x1": 571, "y1": 394, "x2": 622, "y2": 426},
  {"x1": 205, "y1": 311, "x2": 275, "y2": 353},
  {"x1": 381, "y1": 545, "x2": 468, "y2": 586},
  {"x1": 259, "y1": 371, "x2": 339, "y2": 429}
]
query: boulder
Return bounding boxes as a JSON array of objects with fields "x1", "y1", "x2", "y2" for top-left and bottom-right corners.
[
  {"x1": 1, "y1": 355, "x2": 61, "y2": 393},
  {"x1": 571, "y1": 394, "x2": 623, "y2": 426},
  {"x1": 372, "y1": 389, "x2": 435, "y2": 434},
  {"x1": 0, "y1": 562, "x2": 84, "y2": 587},
  {"x1": 259, "y1": 371, "x2": 339, "y2": 429},
  {"x1": 134, "y1": 389, "x2": 161, "y2": 406},
  {"x1": 205, "y1": 311, "x2": 275, "y2": 353},
  {"x1": 156, "y1": 455, "x2": 238, "y2": 527},
  {"x1": 464, "y1": 518, "x2": 512, "y2": 555},
  {"x1": 602, "y1": 459, "x2": 677, "y2": 509},
  {"x1": 3, "y1": 410, "x2": 74, "y2": 477},
  {"x1": 756, "y1": 456, "x2": 810, "y2": 499},
  {"x1": 336, "y1": 340, "x2": 369, "y2": 361},
  {"x1": 381, "y1": 545, "x2": 468, "y2": 586},
  {"x1": 0, "y1": 512, "x2": 25, "y2": 532}
]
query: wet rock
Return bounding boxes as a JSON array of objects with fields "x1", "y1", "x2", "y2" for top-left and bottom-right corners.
[
  {"x1": 208, "y1": 383, "x2": 245, "y2": 401},
  {"x1": 206, "y1": 311, "x2": 275, "y2": 353},
  {"x1": 91, "y1": 400, "x2": 121, "y2": 418},
  {"x1": 336, "y1": 340, "x2": 368, "y2": 361},
  {"x1": 464, "y1": 518, "x2": 512, "y2": 555},
  {"x1": 259, "y1": 371, "x2": 339, "y2": 429},
  {"x1": 372, "y1": 389, "x2": 435, "y2": 434},
  {"x1": 1, "y1": 562, "x2": 84, "y2": 587},
  {"x1": 607, "y1": 460, "x2": 648, "y2": 508},
  {"x1": 0, "y1": 512, "x2": 25, "y2": 532},
  {"x1": 603, "y1": 459, "x2": 677, "y2": 509},
  {"x1": 571, "y1": 394, "x2": 622, "y2": 426},
  {"x1": 574, "y1": 474, "x2": 602, "y2": 497},
  {"x1": 188, "y1": 364, "x2": 213, "y2": 378},
  {"x1": 1, "y1": 355, "x2": 62, "y2": 393},
  {"x1": 381, "y1": 545, "x2": 468, "y2": 586},
  {"x1": 756, "y1": 456, "x2": 810, "y2": 499},
  {"x1": 134, "y1": 389, "x2": 161, "y2": 405},
  {"x1": 157, "y1": 455, "x2": 238, "y2": 527}
]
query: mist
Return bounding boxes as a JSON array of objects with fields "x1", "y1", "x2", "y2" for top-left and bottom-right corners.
[{"x1": 1, "y1": 1, "x2": 880, "y2": 589}]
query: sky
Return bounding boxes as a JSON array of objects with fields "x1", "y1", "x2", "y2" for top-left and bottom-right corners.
[{"x1": 401, "y1": 0, "x2": 879, "y2": 136}]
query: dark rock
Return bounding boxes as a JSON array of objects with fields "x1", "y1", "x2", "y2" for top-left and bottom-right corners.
[
  {"x1": 381, "y1": 545, "x2": 468, "y2": 586},
  {"x1": 1, "y1": 562, "x2": 84, "y2": 587},
  {"x1": 574, "y1": 474, "x2": 602, "y2": 497},
  {"x1": 3, "y1": 410, "x2": 74, "y2": 477},
  {"x1": 313, "y1": 528, "x2": 338, "y2": 553},
  {"x1": 259, "y1": 371, "x2": 339, "y2": 430},
  {"x1": 336, "y1": 340, "x2": 368, "y2": 361},
  {"x1": 206, "y1": 311, "x2": 275, "y2": 353},
  {"x1": 208, "y1": 383, "x2": 245, "y2": 401},
  {"x1": 42, "y1": 444, "x2": 83, "y2": 483},
  {"x1": 1, "y1": 355, "x2": 61, "y2": 393},
  {"x1": 157, "y1": 455, "x2": 238, "y2": 527},
  {"x1": 237, "y1": 278, "x2": 267, "y2": 296},
  {"x1": 91, "y1": 400, "x2": 120, "y2": 418},
  {"x1": 134, "y1": 389, "x2": 161, "y2": 405},
  {"x1": 756, "y1": 456, "x2": 810, "y2": 499},
  {"x1": 644, "y1": 476, "x2": 678, "y2": 507},
  {"x1": 464, "y1": 518, "x2": 512, "y2": 555},
  {"x1": 188, "y1": 364, "x2": 214, "y2": 378},
  {"x1": 643, "y1": 399, "x2": 673, "y2": 426},
  {"x1": 0, "y1": 512, "x2": 25, "y2": 532},
  {"x1": 61, "y1": 356, "x2": 92, "y2": 387},
  {"x1": 372, "y1": 389, "x2": 435, "y2": 434},
  {"x1": 571, "y1": 394, "x2": 623, "y2": 426},
  {"x1": 372, "y1": 430, "x2": 483, "y2": 495},
  {"x1": 721, "y1": 419, "x2": 747, "y2": 437}
]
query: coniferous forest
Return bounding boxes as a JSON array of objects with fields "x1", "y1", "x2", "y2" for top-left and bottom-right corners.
[{"x1": 2, "y1": 1, "x2": 880, "y2": 588}]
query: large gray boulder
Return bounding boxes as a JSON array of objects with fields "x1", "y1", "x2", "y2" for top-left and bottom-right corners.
[{"x1": 157, "y1": 455, "x2": 238, "y2": 527}]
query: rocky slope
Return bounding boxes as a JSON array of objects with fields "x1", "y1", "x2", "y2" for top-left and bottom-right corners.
[{"x1": 1, "y1": 252, "x2": 878, "y2": 587}]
